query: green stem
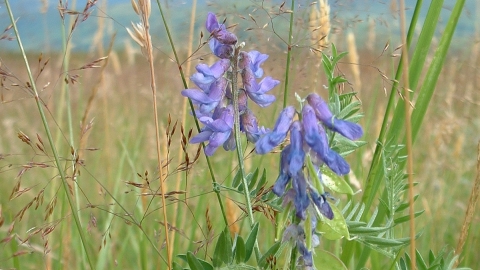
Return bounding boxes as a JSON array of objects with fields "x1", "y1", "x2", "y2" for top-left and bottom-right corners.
[
  {"x1": 4, "y1": 1, "x2": 95, "y2": 269},
  {"x1": 155, "y1": 0, "x2": 229, "y2": 227},
  {"x1": 231, "y1": 47, "x2": 261, "y2": 263},
  {"x1": 282, "y1": 0, "x2": 295, "y2": 109}
]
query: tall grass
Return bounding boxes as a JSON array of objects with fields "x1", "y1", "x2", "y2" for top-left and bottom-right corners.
[{"x1": 0, "y1": 0, "x2": 478, "y2": 269}]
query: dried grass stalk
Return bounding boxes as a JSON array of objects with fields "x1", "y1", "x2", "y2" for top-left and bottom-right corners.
[
  {"x1": 309, "y1": 0, "x2": 331, "y2": 51},
  {"x1": 347, "y1": 32, "x2": 361, "y2": 90}
]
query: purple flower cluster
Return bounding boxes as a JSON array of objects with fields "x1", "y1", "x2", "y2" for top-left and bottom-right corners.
[
  {"x1": 256, "y1": 93, "x2": 363, "y2": 220},
  {"x1": 182, "y1": 12, "x2": 279, "y2": 156}
]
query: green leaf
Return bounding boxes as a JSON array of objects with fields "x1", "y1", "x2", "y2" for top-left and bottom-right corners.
[
  {"x1": 317, "y1": 204, "x2": 350, "y2": 240},
  {"x1": 172, "y1": 261, "x2": 184, "y2": 270},
  {"x1": 187, "y1": 251, "x2": 205, "y2": 270},
  {"x1": 321, "y1": 167, "x2": 354, "y2": 195},
  {"x1": 247, "y1": 168, "x2": 259, "y2": 190},
  {"x1": 346, "y1": 220, "x2": 367, "y2": 229},
  {"x1": 348, "y1": 226, "x2": 390, "y2": 235},
  {"x1": 313, "y1": 250, "x2": 348, "y2": 270},
  {"x1": 361, "y1": 236, "x2": 403, "y2": 247},
  {"x1": 394, "y1": 210, "x2": 425, "y2": 225},
  {"x1": 213, "y1": 227, "x2": 233, "y2": 267},
  {"x1": 178, "y1": 254, "x2": 213, "y2": 270},
  {"x1": 416, "y1": 249, "x2": 428, "y2": 270},
  {"x1": 232, "y1": 169, "x2": 242, "y2": 188},
  {"x1": 259, "y1": 241, "x2": 281, "y2": 268},
  {"x1": 234, "y1": 236, "x2": 246, "y2": 264},
  {"x1": 244, "y1": 222, "x2": 258, "y2": 262}
]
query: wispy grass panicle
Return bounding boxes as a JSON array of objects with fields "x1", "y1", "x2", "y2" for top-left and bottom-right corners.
[{"x1": 309, "y1": 0, "x2": 331, "y2": 51}]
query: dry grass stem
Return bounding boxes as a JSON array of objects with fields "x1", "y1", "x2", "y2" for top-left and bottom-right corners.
[
  {"x1": 309, "y1": 0, "x2": 331, "y2": 51},
  {"x1": 347, "y1": 32, "x2": 361, "y2": 90},
  {"x1": 454, "y1": 142, "x2": 480, "y2": 268}
]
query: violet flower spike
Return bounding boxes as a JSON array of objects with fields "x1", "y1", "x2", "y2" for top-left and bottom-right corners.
[{"x1": 306, "y1": 93, "x2": 363, "y2": 140}]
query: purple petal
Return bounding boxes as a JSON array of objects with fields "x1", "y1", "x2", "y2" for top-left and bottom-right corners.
[
  {"x1": 307, "y1": 93, "x2": 363, "y2": 140},
  {"x1": 255, "y1": 106, "x2": 295, "y2": 154},
  {"x1": 293, "y1": 172, "x2": 309, "y2": 219},
  {"x1": 240, "y1": 109, "x2": 260, "y2": 143},
  {"x1": 213, "y1": 29, "x2": 237, "y2": 45},
  {"x1": 302, "y1": 105, "x2": 328, "y2": 158},
  {"x1": 181, "y1": 89, "x2": 213, "y2": 104},
  {"x1": 205, "y1": 12, "x2": 220, "y2": 33},
  {"x1": 209, "y1": 39, "x2": 233, "y2": 59},
  {"x1": 257, "y1": 77, "x2": 279, "y2": 94},
  {"x1": 247, "y1": 92, "x2": 276, "y2": 107},
  {"x1": 306, "y1": 93, "x2": 333, "y2": 121},
  {"x1": 204, "y1": 130, "x2": 231, "y2": 156},
  {"x1": 273, "y1": 172, "x2": 290, "y2": 197},
  {"x1": 311, "y1": 192, "x2": 334, "y2": 220},
  {"x1": 223, "y1": 131, "x2": 236, "y2": 151},
  {"x1": 324, "y1": 119, "x2": 363, "y2": 140},
  {"x1": 190, "y1": 130, "x2": 212, "y2": 144},
  {"x1": 324, "y1": 150, "x2": 350, "y2": 175},
  {"x1": 288, "y1": 121, "x2": 305, "y2": 176},
  {"x1": 248, "y1": 50, "x2": 269, "y2": 78}
]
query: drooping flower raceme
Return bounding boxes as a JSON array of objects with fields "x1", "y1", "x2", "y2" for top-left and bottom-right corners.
[
  {"x1": 255, "y1": 93, "x2": 363, "y2": 267},
  {"x1": 182, "y1": 12, "x2": 279, "y2": 156}
]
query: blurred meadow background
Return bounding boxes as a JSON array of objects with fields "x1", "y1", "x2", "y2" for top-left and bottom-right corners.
[{"x1": 0, "y1": 0, "x2": 479, "y2": 269}]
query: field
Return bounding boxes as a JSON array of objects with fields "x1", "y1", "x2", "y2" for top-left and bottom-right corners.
[{"x1": 0, "y1": 0, "x2": 479, "y2": 269}]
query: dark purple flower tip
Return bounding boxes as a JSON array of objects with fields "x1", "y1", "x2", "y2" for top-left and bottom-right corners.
[
  {"x1": 306, "y1": 93, "x2": 333, "y2": 119},
  {"x1": 293, "y1": 172, "x2": 309, "y2": 219},
  {"x1": 307, "y1": 93, "x2": 363, "y2": 140},
  {"x1": 248, "y1": 50, "x2": 269, "y2": 78},
  {"x1": 238, "y1": 51, "x2": 251, "y2": 70},
  {"x1": 237, "y1": 89, "x2": 248, "y2": 113},
  {"x1": 297, "y1": 242, "x2": 313, "y2": 267},
  {"x1": 273, "y1": 145, "x2": 292, "y2": 196},
  {"x1": 273, "y1": 172, "x2": 290, "y2": 197},
  {"x1": 255, "y1": 106, "x2": 296, "y2": 154},
  {"x1": 205, "y1": 12, "x2": 237, "y2": 45},
  {"x1": 209, "y1": 39, "x2": 234, "y2": 59},
  {"x1": 324, "y1": 150, "x2": 350, "y2": 175},
  {"x1": 223, "y1": 130, "x2": 236, "y2": 151},
  {"x1": 324, "y1": 119, "x2": 364, "y2": 140},
  {"x1": 311, "y1": 192, "x2": 334, "y2": 220},
  {"x1": 240, "y1": 109, "x2": 262, "y2": 143},
  {"x1": 302, "y1": 104, "x2": 328, "y2": 157},
  {"x1": 288, "y1": 121, "x2": 305, "y2": 176}
]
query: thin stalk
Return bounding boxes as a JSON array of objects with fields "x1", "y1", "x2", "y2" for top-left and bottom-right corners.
[
  {"x1": 171, "y1": 0, "x2": 197, "y2": 263},
  {"x1": 59, "y1": 0, "x2": 87, "y2": 265},
  {"x1": 282, "y1": 0, "x2": 295, "y2": 109},
  {"x1": 454, "y1": 142, "x2": 480, "y2": 268},
  {"x1": 155, "y1": 0, "x2": 229, "y2": 226},
  {"x1": 231, "y1": 47, "x2": 261, "y2": 263},
  {"x1": 399, "y1": 0, "x2": 416, "y2": 267},
  {"x1": 4, "y1": 1, "x2": 95, "y2": 269},
  {"x1": 140, "y1": 1, "x2": 171, "y2": 268}
]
